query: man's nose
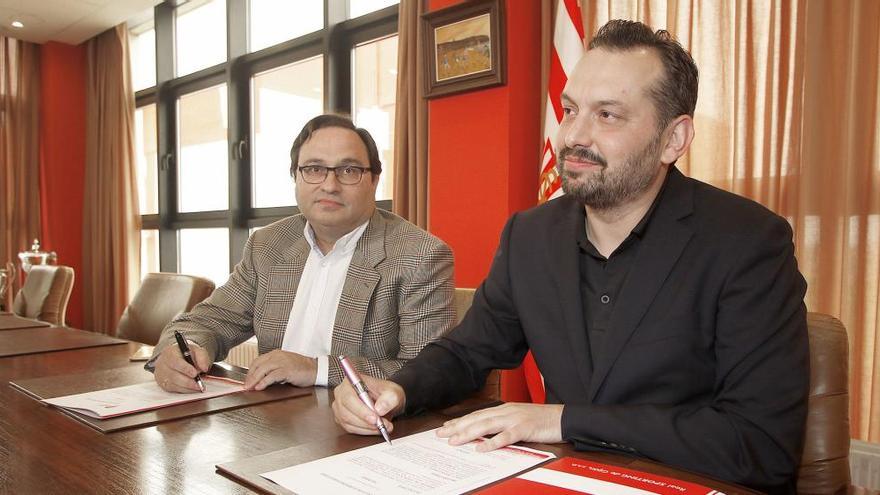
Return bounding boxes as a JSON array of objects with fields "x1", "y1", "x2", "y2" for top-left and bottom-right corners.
[
  {"x1": 561, "y1": 115, "x2": 594, "y2": 150},
  {"x1": 320, "y1": 170, "x2": 342, "y2": 192}
]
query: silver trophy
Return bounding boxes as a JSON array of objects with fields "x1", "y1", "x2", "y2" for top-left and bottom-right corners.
[{"x1": 18, "y1": 239, "x2": 57, "y2": 273}]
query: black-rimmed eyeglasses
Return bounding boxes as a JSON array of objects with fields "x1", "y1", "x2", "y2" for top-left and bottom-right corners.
[{"x1": 297, "y1": 165, "x2": 372, "y2": 185}]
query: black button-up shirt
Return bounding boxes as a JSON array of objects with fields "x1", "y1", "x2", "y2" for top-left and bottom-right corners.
[{"x1": 577, "y1": 179, "x2": 667, "y2": 367}]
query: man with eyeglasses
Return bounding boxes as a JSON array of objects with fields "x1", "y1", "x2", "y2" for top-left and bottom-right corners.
[{"x1": 150, "y1": 114, "x2": 456, "y2": 392}]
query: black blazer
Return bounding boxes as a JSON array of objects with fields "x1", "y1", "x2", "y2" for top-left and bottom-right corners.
[{"x1": 393, "y1": 167, "x2": 809, "y2": 493}]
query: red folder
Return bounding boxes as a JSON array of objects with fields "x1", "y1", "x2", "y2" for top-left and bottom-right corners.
[{"x1": 479, "y1": 457, "x2": 723, "y2": 495}]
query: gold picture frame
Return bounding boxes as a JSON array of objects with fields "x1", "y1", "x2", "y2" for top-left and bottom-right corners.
[{"x1": 422, "y1": 0, "x2": 506, "y2": 99}]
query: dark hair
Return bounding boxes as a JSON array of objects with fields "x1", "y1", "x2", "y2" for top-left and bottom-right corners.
[
  {"x1": 588, "y1": 20, "x2": 699, "y2": 129},
  {"x1": 289, "y1": 114, "x2": 382, "y2": 178}
]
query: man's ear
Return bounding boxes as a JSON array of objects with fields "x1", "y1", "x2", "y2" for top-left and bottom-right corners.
[{"x1": 660, "y1": 115, "x2": 695, "y2": 165}]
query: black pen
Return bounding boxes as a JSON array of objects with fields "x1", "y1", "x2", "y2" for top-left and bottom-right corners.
[{"x1": 174, "y1": 330, "x2": 205, "y2": 393}]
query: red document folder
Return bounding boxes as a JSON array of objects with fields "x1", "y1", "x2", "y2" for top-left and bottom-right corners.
[{"x1": 479, "y1": 457, "x2": 723, "y2": 495}]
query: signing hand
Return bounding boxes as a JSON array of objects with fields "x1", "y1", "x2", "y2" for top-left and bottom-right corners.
[
  {"x1": 154, "y1": 341, "x2": 211, "y2": 393},
  {"x1": 437, "y1": 402, "x2": 564, "y2": 452},
  {"x1": 332, "y1": 375, "x2": 404, "y2": 436},
  {"x1": 244, "y1": 350, "x2": 317, "y2": 390}
]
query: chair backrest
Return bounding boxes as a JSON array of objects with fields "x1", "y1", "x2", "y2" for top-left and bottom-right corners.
[
  {"x1": 116, "y1": 272, "x2": 215, "y2": 345},
  {"x1": 12, "y1": 264, "x2": 75, "y2": 326},
  {"x1": 798, "y1": 312, "x2": 851, "y2": 494},
  {"x1": 453, "y1": 287, "x2": 475, "y2": 325},
  {"x1": 452, "y1": 287, "x2": 501, "y2": 401}
]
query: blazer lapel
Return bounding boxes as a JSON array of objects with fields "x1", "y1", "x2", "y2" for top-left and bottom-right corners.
[
  {"x1": 277, "y1": 221, "x2": 310, "y2": 290},
  {"x1": 262, "y1": 221, "x2": 310, "y2": 348},
  {"x1": 330, "y1": 210, "x2": 385, "y2": 355},
  {"x1": 589, "y1": 168, "x2": 695, "y2": 400},
  {"x1": 546, "y1": 197, "x2": 594, "y2": 393}
]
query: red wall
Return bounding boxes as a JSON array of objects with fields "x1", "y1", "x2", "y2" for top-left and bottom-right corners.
[
  {"x1": 40, "y1": 42, "x2": 87, "y2": 328},
  {"x1": 427, "y1": 0, "x2": 542, "y2": 401},
  {"x1": 428, "y1": 0, "x2": 541, "y2": 287}
]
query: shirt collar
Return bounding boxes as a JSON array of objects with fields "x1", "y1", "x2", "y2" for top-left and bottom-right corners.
[
  {"x1": 630, "y1": 168, "x2": 671, "y2": 238},
  {"x1": 577, "y1": 168, "x2": 672, "y2": 256},
  {"x1": 303, "y1": 220, "x2": 370, "y2": 258}
]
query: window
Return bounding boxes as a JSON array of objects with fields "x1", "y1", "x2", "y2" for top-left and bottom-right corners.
[
  {"x1": 134, "y1": 104, "x2": 158, "y2": 215},
  {"x1": 141, "y1": 230, "x2": 160, "y2": 276},
  {"x1": 175, "y1": 0, "x2": 226, "y2": 76},
  {"x1": 130, "y1": 1, "x2": 399, "y2": 286},
  {"x1": 178, "y1": 228, "x2": 230, "y2": 287},
  {"x1": 129, "y1": 21, "x2": 155, "y2": 92},
  {"x1": 252, "y1": 56, "x2": 323, "y2": 208},
  {"x1": 350, "y1": 0, "x2": 400, "y2": 19},
  {"x1": 177, "y1": 84, "x2": 229, "y2": 212},
  {"x1": 134, "y1": 102, "x2": 160, "y2": 278},
  {"x1": 353, "y1": 35, "x2": 398, "y2": 201},
  {"x1": 249, "y1": 0, "x2": 322, "y2": 52}
]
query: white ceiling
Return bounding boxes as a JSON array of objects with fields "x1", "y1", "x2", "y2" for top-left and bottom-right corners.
[{"x1": 0, "y1": 0, "x2": 160, "y2": 45}]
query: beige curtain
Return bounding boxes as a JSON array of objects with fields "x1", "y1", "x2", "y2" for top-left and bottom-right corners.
[
  {"x1": 0, "y1": 37, "x2": 41, "y2": 300},
  {"x1": 392, "y1": 0, "x2": 430, "y2": 228},
  {"x1": 577, "y1": 0, "x2": 880, "y2": 442},
  {"x1": 82, "y1": 24, "x2": 140, "y2": 334}
]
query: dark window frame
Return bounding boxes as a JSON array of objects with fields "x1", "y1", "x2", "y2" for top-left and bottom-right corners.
[{"x1": 133, "y1": 0, "x2": 398, "y2": 275}]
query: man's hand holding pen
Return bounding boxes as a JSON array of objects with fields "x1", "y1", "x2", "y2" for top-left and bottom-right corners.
[
  {"x1": 332, "y1": 373, "x2": 405, "y2": 439},
  {"x1": 154, "y1": 337, "x2": 212, "y2": 393}
]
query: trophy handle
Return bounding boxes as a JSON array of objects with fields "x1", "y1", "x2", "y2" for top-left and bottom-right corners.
[{"x1": 1, "y1": 261, "x2": 15, "y2": 312}]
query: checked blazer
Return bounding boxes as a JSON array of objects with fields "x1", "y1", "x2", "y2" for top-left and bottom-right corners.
[{"x1": 153, "y1": 208, "x2": 456, "y2": 386}]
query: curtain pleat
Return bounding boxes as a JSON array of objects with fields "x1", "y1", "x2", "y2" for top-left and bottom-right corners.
[
  {"x1": 392, "y1": 0, "x2": 430, "y2": 228},
  {"x1": 82, "y1": 24, "x2": 141, "y2": 335},
  {"x1": 0, "y1": 37, "x2": 41, "y2": 304}
]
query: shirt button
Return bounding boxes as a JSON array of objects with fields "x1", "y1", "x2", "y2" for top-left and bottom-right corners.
[{"x1": 600, "y1": 294, "x2": 611, "y2": 304}]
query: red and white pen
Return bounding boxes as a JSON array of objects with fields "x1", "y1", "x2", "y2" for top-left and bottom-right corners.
[{"x1": 338, "y1": 355, "x2": 392, "y2": 445}]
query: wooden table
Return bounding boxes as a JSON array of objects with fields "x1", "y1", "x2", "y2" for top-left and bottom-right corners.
[
  {"x1": 0, "y1": 313, "x2": 51, "y2": 330},
  {"x1": 0, "y1": 326, "x2": 127, "y2": 357},
  {"x1": 0, "y1": 342, "x2": 760, "y2": 494}
]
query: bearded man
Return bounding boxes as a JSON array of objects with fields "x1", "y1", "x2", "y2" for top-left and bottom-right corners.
[{"x1": 333, "y1": 20, "x2": 809, "y2": 495}]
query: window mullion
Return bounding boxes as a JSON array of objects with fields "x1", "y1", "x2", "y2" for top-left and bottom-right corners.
[{"x1": 155, "y1": 2, "x2": 178, "y2": 273}]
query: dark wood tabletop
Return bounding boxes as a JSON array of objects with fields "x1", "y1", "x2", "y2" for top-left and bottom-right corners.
[
  {"x1": 0, "y1": 313, "x2": 51, "y2": 330},
  {"x1": 0, "y1": 326, "x2": 127, "y2": 357},
  {"x1": 0, "y1": 341, "x2": 760, "y2": 494},
  {"x1": 0, "y1": 343, "x2": 341, "y2": 493}
]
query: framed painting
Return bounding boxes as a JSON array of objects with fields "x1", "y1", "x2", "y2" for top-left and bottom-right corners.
[{"x1": 422, "y1": 0, "x2": 506, "y2": 98}]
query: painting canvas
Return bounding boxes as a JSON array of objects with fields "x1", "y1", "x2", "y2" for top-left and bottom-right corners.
[
  {"x1": 434, "y1": 13, "x2": 493, "y2": 81},
  {"x1": 422, "y1": 0, "x2": 506, "y2": 98}
]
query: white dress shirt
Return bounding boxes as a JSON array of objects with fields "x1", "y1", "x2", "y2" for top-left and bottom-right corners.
[{"x1": 280, "y1": 220, "x2": 368, "y2": 386}]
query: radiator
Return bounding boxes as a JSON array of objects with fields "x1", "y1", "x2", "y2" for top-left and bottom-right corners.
[
  {"x1": 852, "y1": 440, "x2": 880, "y2": 490},
  {"x1": 223, "y1": 337, "x2": 259, "y2": 369}
]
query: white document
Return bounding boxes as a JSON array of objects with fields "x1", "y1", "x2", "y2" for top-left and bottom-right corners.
[
  {"x1": 261, "y1": 428, "x2": 556, "y2": 495},
  {"x1": 42, "y1": 376, "x2": 244, "y2": 419}
]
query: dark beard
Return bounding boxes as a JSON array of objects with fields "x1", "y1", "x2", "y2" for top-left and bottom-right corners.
[{"x1": 558, "y1": 132, "x2": 663, "y2": 210}]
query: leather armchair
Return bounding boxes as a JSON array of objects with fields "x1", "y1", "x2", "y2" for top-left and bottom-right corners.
[
  {"x1": 12, "y1": 265, "x2": 75, "y2": 326},
  {"x1": 798, "y1": 312, "x2": 851, "y2": 494},
  {"x1": 452, "y1": 288, "x2": 501, "y2": 400},
  {"x1": 453, "y1": 287, "x2": 475, "y2": 326},
  {"x1": 116, "y1": 273, "x2": 215, "y2": 345}
]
